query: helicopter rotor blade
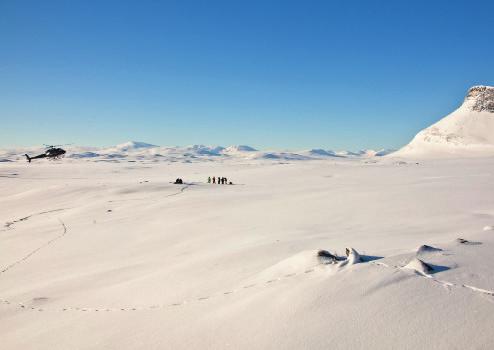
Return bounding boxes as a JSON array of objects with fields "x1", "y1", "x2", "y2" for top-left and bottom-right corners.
[{"x1": 43, "y1": 143, "x2": 73, "y2": 148}]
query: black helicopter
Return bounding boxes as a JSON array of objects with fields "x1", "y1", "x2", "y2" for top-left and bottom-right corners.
[{"x1": 25, "y1": 145, "x2": 67, "y2": 163}]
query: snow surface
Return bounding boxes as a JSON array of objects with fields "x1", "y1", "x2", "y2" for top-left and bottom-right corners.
[
  {"x1": 1, "y1": 156, "x2": 494, "y2": 349},
  {"x1": 394, "y1": 85, "x2": 494, "y2": 158}
]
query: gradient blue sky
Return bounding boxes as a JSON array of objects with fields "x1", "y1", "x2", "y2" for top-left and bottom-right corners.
[{"x1": 1, "y1": 0, "x2": 493, "y2": 150}]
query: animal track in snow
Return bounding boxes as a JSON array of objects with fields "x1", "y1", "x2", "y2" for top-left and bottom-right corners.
[
  {"x1": 108, "y1": 184, "x2": 191, "y2": 203},
  {"x1": 0, "y1": 248, "x2": 375, "y2": 314},
  {"x1": 370, "y1": 242, "x2": 494, "y2": 299},
  {"x1": 3, "y1": 208, "x2": 67, "y2": 231},
  {"x1": 1, "y1": 243, "x2": 492, "y2": 314},
  {"x1": 0, "y1": 219, "x2": 68, "y2": 275}
]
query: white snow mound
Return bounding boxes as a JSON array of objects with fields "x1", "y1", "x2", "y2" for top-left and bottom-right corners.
[
  {"x1": 404, "y1": 257, "x2": 434, "y2": 275},
  {"x1": 339, "y1": 247, "x2": 363, "y2": 267}
]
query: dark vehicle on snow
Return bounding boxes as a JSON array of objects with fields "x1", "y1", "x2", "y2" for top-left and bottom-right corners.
[{"x1": 25, "y1": 145, "x2": 67, "y2": 162}]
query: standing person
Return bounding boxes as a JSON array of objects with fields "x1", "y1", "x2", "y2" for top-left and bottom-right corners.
[
  {"x1": 224, "y1": 177, "x2": 228, "y2": 184},
  {"x1": 217, "y1": 176, "x2": 221, "y2": 184},
  {"x1": 208, "y1": 176, "x2": 211, "y2": 184},
  {"x1": 212, "y1": 176, "x2": 216, "y2": 184}
]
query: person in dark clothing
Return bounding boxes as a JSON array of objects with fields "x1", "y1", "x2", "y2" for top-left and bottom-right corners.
[
  {"x1": 208, "y1": 176, "x2": 211, "y2": 183},
  {"x1": 212, "y1": 176, "x2": 216, "y2": 184},
  {"x1": 217, "y1": 176, "x2": 221, "y2": 184}
]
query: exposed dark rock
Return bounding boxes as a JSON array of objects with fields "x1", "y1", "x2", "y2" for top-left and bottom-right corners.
[
  {"x1": 317, "y1": 250, "x2": 339, "y2": 264},
  {"x1": 457, "y1": 238, "x2": 482, "y2": 245},
  {"x1": 465, "y1": 86, "x2": 494, "y2": 113}
]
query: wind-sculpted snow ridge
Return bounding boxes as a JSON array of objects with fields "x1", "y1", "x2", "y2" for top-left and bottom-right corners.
[
  {"x1": 403, "y1": 257, "x2": 435, "y2": 275},
  {"x1": 416, "y1": 244, "x2": 442, "y2": 254},
  {"x1": 394, "y1": 85, "x2": 494, "y2": 158},
  {"x1": 371, "y1": 237, "x2": 494, "y2": 298},
  {"x1": 3, "y1": 239, "x2": 493, "y2": 315}
]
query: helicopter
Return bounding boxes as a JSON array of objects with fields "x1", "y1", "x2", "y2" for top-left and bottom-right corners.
[{"x1": 25, "y1": 144, "x2": 68, "y2": 163}]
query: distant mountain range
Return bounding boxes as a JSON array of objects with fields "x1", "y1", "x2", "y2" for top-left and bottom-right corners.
[
  {"x1": 3, "y1": 86, "x2": 494, "y2": 163},
  {"x1": 0, "y1": 141, "x2": 395, "y2": 163}
]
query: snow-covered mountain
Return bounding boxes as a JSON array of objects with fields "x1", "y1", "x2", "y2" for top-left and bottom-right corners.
[
  {"x1": 394, "y1": 85, "x2": 494, "y2": 157},
  {"x1": 302, "y1": 149, "x2": 341, "y2": 157},
  {"x1": 222, "y1": 145, "x2": 258, "y2": 153},
  {"x1": 111, "y1": 141, "x2": 158, "y2": 152},
  {"x1": 0, "y1": 141, "x2": 395, "y2": 163}
]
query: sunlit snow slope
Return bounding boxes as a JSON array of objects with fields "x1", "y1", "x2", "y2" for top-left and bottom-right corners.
[{"x1": 395, "y1": 86, "x2": 494, "y2": 157}]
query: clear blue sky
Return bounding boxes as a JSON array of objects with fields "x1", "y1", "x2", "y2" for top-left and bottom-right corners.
[{"x1": 1, "y1": 0, "x2": 493, "y2": 150}]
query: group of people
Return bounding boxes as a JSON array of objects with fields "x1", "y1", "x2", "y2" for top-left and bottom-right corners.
[
  {"x1": 208, "y1": 176, "x2": 231, "y2": 185},
  {"x1": 173, "y1": 176, "x2": 233, "y2": 185}
]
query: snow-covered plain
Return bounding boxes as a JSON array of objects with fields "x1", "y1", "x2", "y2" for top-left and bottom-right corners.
[
  {"x1": 2, "y1": 85, "x2": 494, "y2": 349},
  {"x1": 1, "y1": 154, "x2": 494, "y2": 349}
]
